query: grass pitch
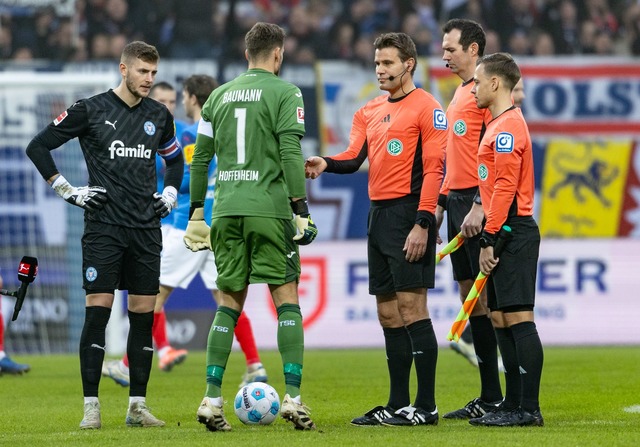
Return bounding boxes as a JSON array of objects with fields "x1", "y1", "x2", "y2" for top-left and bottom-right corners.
[{"x1": 1, "y1": 346, "x2": 639, "y2": 446}]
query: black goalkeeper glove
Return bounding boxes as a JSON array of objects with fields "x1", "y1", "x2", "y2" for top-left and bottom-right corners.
[
  {"x1": 51, "y1": 175, "x2": 107, "y2": 212},
  {"x1": 153, "y1": 186, "x2": 178, "y2": 218},
  {"x1": 290, "y1": 199, "x2": 318, "y2": 246}
]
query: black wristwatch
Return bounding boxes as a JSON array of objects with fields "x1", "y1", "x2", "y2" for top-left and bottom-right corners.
[
  {"x1": 479, "y1": 232, "x2": 496, "y2": 248},
  {"x1": 416, "y1": 218, "x2": 430, "y2": 229},
  {"x1": 473, "y1": 193, "x2": 482, "y2": 205}
]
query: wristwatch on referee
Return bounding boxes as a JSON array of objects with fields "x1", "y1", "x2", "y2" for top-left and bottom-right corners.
[
  {"x1": 473, "y1": 191, "x2": 482, "y2": 205},
  {"x1": 415, "y1": 211, "x2": 434, "y2": 229},
  {"x1": 479, "y1": 231, "x2": 496, "y2": 248}
]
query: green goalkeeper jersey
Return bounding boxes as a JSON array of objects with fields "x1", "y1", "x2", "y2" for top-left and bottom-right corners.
[{"x1": 191, "y1": 68, "x2": 306, "y2": 219}]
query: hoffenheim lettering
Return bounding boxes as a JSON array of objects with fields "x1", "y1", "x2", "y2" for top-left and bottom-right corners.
[
  {"x1": 108, "y1": 140, "x2": 152, "y2": 159},
  {"x1": 218, "y1": 170, "x2": 259, "y2": 181}
]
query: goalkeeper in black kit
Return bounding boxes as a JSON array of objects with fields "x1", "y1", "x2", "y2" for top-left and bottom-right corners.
[{"x1": 26, "y1": 41, "x2": 183, "y2": 430}]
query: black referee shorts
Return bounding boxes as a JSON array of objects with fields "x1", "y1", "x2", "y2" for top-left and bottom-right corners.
[
  {"x1": 81, "y1": 220, "x2": 162, "y2": 295},
  {"x1": 486, "y1": 216, "x2": 540, "y2": 311},
  {"x1": 446, "y1": 187, "x2": 482, "y2": 282},
  {"x1": 368, "y1": 196, "x2": 436, "y2": 296}
]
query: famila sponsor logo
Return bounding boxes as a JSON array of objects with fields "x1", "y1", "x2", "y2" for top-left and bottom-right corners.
[{"x1": 108, "y1": 140, "x2": 152, "y2": 159}]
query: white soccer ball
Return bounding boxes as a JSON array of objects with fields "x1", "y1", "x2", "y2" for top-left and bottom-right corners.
[{"x1": 234, "y1": 382, "x2": 280, "y2": 425}]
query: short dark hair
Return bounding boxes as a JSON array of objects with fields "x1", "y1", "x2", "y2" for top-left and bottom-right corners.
[
  {"x1": 477, "y1": 52, "x2": 521, "y2": 90},
  {"x1": 373, "y1": 32, "x2": 418, "y2": 75},
  {"x1": 150, "y1": 81, "x2": 174, "y2": 96},
  {"x1": 245, "y1": 22, "x2": 286, "y2": 62},
  {"x1": 121, "y1": 41, "x2": 159, "y2": 64},
  {"x1": 183, "y1": 74, "x2": 219, "y2": 108},
  {"x1": 442, "y1": 19, "x2": 486, "y2": 57}
]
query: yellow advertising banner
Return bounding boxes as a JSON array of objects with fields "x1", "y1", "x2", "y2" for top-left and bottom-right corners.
[{"x1": 540, "y1": 140, "x2": 631, "y2": 237}]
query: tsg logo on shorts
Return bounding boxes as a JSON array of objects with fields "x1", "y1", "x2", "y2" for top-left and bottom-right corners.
[
  {"x1": 433, "y1": 109, "x2": 447, "y2": 130},
  {"x1": 496, "y1": 132, "x2": 514, "y2": 153}
]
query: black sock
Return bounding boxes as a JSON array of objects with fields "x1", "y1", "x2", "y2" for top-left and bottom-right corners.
[
  {"x1": 383, "y1": 326, "x2": 412, "y2": 410},
  {"x1": 128, "y1": 310, "x2": 154, "y2": 397},
  {"x1": 79, "y1": 306, "x2": 111, "y2": 397},
  {"x1": 469, "y1": 316, "x2": 503, "y2": 403},
  {"x1": 407, "y1": 319, "x2": 438, "y2": 412},
  {"x1": 460, "y1": 324, "x2": 473, "y2": 343},
  {"x1": 511, "y1": 321, "x2": 544, "y2": 412},
  {"x1": 494, "y1": 327, "x2": 521, "y2": 410}
]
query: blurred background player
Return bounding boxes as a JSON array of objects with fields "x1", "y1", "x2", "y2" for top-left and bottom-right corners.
[
  {"x1": 0, "y1": 270, "x2": 31, "y2": 375},
  {"x1": 151, "y1": 82, "x2": 187, "y2": 236},
  {"x1": 437, "y1": 19, "x2": 503, "y2": 421},
  {"x1": 102, "y1": 75, "x2": 268, "y2": 388}
]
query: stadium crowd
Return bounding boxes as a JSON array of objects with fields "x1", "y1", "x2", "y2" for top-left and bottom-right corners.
[{"x1": 1, "y1": 0, "x2": 639, "y2": 64}]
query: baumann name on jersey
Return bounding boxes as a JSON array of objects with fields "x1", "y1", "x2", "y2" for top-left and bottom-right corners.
[
  {"x1": 108, "y1": 140, "x2": 152, "y2": 159},
  {"x1": 222, "y1": 89, "x2": 263, "y2": 103},
  {"x1": 218, "y1": 169, "x2": 259, "y2": 181}
]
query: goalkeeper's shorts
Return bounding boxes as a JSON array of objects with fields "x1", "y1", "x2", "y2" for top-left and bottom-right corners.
[
  {"x1": 210, "y1": 216, "x2": 300, "y2": 292},
  {"x1": 81, "y1": 220, "x2": 161, "y2": 295}
]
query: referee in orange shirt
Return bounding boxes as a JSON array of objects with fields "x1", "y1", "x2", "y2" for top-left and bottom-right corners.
[
  {"x1": 437, "y1": 19, "x2": 504, "y2": 421},
  {"x1": 306, "y1": 32, "x2": 446, "y2": 427},
  {"x1": 468, "y1": 52, "x2": 544, "y2": 427}
]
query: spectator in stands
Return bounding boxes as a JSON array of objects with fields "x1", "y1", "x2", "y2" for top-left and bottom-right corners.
[
  {"x1": 541, "y1": 0, "x2": 581, "y2": 54},
  {"x1": 484, "y1": 29, "x2": 502, "y2": 54},
  {"x1": 625, "y1": 3, "x2": 640, "y2": 55},
  {"x1": 401, "y1": 12, "x2": 436, "y2": 56},
  {"x1": 581, "y1": 0, "x2": 619, "y2": 38},
  {"x1": 507, "y1": 28, "x2": 532, "y2": 55},
  {"x1": 493, "y1": 0, "x2": 538, "y2": 50},
  {"x1": 531, "y1": 30, "x2": 556, "y2": 56},
  {"x1": 353, "y1": 33, "x2": 376, "y2": 67},
  {"x1": 592, "y1": 29, "x2": 616, "y2": 54},
  {"x1": 168, "y1": 0, "x2": 215, "y2": 58},
  {"x1": 323, "y1": 19, "x2": 358, "y2": 59},
  {"x1": 579, "y1": 19, "x2": 599, "y2": 54},
  {"x1": 0, "y1": 17, "x2": 12, "y2": 59}
]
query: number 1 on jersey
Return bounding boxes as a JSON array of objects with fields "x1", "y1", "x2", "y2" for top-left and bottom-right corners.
[{"x1": 234, "y1": 108, "x2": 246, "y2": 164}]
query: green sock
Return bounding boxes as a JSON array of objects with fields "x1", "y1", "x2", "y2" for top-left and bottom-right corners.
[
  {"x1": 205, "y1": 306, "x2": 240, "y2": 398},
  {"x1": 277, "y1": 303, "x2": 304, "y2": 397}
]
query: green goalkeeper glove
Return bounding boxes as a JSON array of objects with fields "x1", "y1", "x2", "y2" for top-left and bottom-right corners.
[
  {"x1": 291, "y1": 199, "x2": 318, "y2": 246},
  {"x1": 183, "y1": 207, "x2": 211, "y2": 252}
]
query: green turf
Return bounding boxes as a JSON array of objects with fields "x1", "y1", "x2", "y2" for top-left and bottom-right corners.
[{"x1": 1, "y1": 347, "x2": 639, "y2": 446}]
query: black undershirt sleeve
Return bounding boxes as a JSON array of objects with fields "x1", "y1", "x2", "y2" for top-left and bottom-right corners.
[{"x1": 322, "y1": 142, "x2": 368, "y2": 174}]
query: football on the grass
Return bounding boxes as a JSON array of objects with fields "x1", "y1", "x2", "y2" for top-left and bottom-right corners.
[{"x1": 234, "y1": 382, "x2": 280, "y2": 425}]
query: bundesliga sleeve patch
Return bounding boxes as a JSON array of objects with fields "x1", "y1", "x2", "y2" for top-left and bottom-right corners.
[
  {"x1": 495, "y1": 132, "x2": 514, "y2": 153},
  {"x1": 297, "y1": 107, "x2": 305, "y2": 124},
  {"x1": 53, "y1": 111, "x2": 68, "y2": 126},
  {"x1": 433, "y1": 109, "x2": 447, "y2": 130}
]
